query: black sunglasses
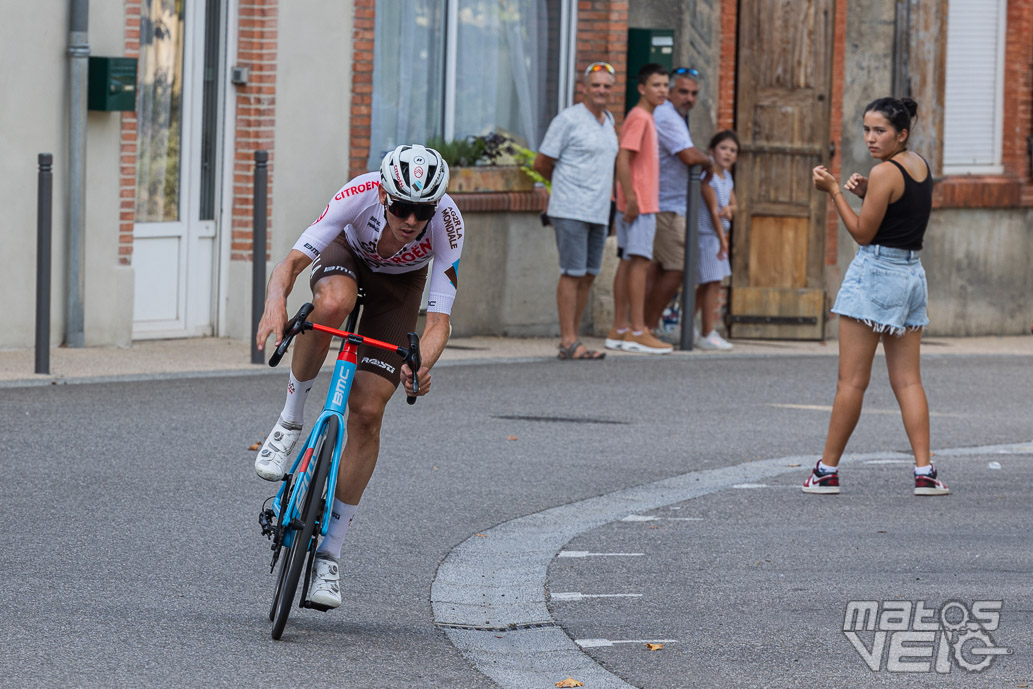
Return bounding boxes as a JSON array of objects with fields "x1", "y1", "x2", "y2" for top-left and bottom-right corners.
[
  {"x1": 386, "y1": 196, "x2": 436, "y2": 221},
  {"x1": 672, "y1": 67, "x2": 701, "y2": 79}
]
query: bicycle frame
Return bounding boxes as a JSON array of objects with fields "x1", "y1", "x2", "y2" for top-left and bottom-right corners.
[{"x1": 267, "y1": 302, "x2": 421, "y2": 548}]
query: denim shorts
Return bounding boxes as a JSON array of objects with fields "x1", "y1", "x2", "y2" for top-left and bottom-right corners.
[
  {"x1": 832, "y1": 244, "x2": 929, "y2": 336},
  {"x1": 551, "y1": 217, "x2": 607, "y2": 276},
  {"x1": 615, "y1": 211, "x2": 656, "y2": 260}
]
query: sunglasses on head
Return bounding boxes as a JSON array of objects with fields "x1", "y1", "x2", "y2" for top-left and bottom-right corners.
[
  {"x1": 386, "y1": 196, "x2": 436, "y2": 221},
  {"x1": 673, "y1": 67, "x2": 701, "y2": 79},
  {"x1": 585, "y1": 62, "x2": 615, "y2": 77}
]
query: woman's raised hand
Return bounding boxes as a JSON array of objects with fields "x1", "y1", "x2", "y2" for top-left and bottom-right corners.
[
  {"x1": 844, "y1": 173, "x2": 868, "y2": 198},
  {"x1": 812, "y1": 165, "x2": 839, "y2": 194}
]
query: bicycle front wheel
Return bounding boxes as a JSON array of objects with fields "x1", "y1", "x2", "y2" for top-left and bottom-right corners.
[{"x1": 270, "y1": 415, "x2": 336, "y2": 640}]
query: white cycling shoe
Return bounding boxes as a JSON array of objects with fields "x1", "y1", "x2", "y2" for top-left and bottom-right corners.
[
  {"x1": 307, "y1": 553, "x2": 342, "y2": 609},
  {"x1": 254, "y1": 417, "x2": 303, "y2": 481}
]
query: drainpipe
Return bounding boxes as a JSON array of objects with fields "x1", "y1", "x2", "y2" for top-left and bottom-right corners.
[{"x1": 66, "y1": 0, "x2": 89, "y2": 347}]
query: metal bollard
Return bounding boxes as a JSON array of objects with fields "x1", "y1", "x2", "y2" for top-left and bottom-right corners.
[
  {"x1": 251, "y1": 150, "x2": 269, "y2": 364},
  {"x1": 680, "y1": 165, "x2": 701, "y2": 350},
  {"x1": 36, "y1": 154, "x2": 53, "y2": 374}
]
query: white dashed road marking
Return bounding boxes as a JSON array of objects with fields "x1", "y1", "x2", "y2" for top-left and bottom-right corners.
[
  {"x1": 550, "y1": 592, "x2": 643, "y2": 602},
  {"x1": 575, "y1": 638, "x2": 678, "y2": 648},
  {"x1": 431, "y1": 441, "x2": 1032, "y2": 689},
  {"x1": 557, "y1": 551, "x2": 644, "y2": 558}
]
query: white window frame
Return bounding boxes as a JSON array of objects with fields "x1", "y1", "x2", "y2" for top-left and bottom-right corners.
[{"x1": 941, "y1": 0, "x2": 1007, "y2": 176}]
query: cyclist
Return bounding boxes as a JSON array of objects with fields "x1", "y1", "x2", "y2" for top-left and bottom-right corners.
[{"x1": 254, "y1": 144, "x2": 463, "y2": 609}]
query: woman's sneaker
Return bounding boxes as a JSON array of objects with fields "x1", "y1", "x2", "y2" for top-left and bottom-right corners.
[
  {"x1": 308, "y1": 553, "x2": 342, "y2": 609},
  {"x1": 254, "y1": 417, "x2": 303, "y2": 481},
  {"x1": 802, "y1": 461, "x2": 840, "y2": 494},
  {"x1": 914, "y1": 466, "x2": 950, "y2": 496},
  {"x1": 697, "y1": 330, "x2": 733, "y2": 351}
]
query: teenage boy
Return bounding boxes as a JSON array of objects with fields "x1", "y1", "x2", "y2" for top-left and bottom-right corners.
[{"x1": 606, "y1": 63, "x2": 673, "y2": 354}]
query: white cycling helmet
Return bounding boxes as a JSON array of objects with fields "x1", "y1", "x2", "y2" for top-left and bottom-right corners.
[{"x1": 379, "y1": 144, "x2": 450, "y2": 204}]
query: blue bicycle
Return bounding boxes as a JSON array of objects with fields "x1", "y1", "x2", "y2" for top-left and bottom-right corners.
[{"x1": 258, "y1": 298, "x2": 421, "y2": 640}]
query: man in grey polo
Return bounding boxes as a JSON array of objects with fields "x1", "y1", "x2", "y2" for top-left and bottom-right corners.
[
  {"x1": 533, "y1": 62, "x2": 619, "y2": 360},
  {"x1": 644, "y1": 68, "x2": 712, "y2": 336}
]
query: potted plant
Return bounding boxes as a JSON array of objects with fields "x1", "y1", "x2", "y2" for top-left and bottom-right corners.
[{"x1": 428, "y1": 131, "x2": 538, "y2": 193}]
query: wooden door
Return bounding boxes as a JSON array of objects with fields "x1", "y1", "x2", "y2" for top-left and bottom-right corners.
[{"x1": 730, "y1": 0, "x2": 835, "y2": 340}]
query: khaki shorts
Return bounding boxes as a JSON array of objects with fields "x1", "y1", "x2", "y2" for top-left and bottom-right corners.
[
  {"x1": 310, "y1": 236, "x2": 428, "y2": 385},
  {"x1": 653, "y1": 211, "x2": 685, "y2": 271}
]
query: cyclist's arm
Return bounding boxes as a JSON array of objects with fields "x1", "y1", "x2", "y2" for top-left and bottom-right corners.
[
  {"x1": 256, "y1": 249, "x2": 312, "y2": 351},
  {"x1": 401, "y1": 312, "x2": 449, "y2": 397}
]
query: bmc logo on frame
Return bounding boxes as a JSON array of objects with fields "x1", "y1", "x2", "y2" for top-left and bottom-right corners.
[{"x1": 843, "y1": 600, "x2": 1011, "y2": 673}]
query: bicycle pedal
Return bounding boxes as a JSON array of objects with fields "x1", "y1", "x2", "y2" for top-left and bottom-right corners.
[{"x1": 302, "y1": 600, "x2": 334, "y2": 613}]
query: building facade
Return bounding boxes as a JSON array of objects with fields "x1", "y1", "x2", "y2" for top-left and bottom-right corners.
[{"x1": 3, "y1": 0, "x2": 1029, "y2": 350}]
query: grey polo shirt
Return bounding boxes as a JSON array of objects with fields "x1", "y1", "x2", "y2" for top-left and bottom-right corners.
[{"x1": 538, "y1": 103, "x2": 618, "y2": 225}]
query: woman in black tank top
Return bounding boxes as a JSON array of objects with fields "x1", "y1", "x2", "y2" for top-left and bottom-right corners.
[{"x1": 802, "y1": 97, "x2": 949, "y2": 497}]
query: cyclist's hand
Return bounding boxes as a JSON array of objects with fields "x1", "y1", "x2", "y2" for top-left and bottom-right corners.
[
  {"x1": 400, "y1": 364, "x2": 431, "y2": 397},
  {"x1": 256, "y1": 299, "x2": 288, "y2": 352}
]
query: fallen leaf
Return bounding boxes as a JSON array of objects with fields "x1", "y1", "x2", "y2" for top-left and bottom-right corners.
[
  {"x1": 648, "y1": 525, "x2": 659, "y2": 530},
  {"x1": 475, "y1": 533, "x2": 487, "y2": 538},
  {"x1": 247, "y1": 442, "x2": 261, "y2": 451},
  {"x1": 433, "y1": 465, "x2": 439, "y2": 471},
  {"x1": 555, "y1": 679, "x2": 583, "y2": 688},
  {"x1": 507, "y1": 435, "x2": 518, "y2": 441},
  {"x1": 787, "y1": 463, "x2": 801, "y2": 467},
  {"x1": 646, "y1": 643, "x2": 664, "y2": 651}
]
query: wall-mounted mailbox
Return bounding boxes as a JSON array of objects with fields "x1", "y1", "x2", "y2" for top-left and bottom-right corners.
[{"x1": 88, "y1": 57, "x2": 138, "y2": 111}]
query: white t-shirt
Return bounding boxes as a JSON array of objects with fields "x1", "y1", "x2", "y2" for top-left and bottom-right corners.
[
  {"x1": 292, "y1": 172, "x2": 464, "y2": 314},
  {"x1": 538, "y1": 103, "x2": 618, "y2": 225}
]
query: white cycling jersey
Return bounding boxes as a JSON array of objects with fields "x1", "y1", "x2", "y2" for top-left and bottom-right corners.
[{"x1": 291, "y1": 172, "x2": 464, "y2": 314}]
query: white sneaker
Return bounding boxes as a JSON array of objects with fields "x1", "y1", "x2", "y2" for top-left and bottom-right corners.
[
  {"x1": 697, "y1": 331, "x2": 733, "y2": 351},
  {"x1": 254, "y1": 417, "x2": 303, "y2": 481},
  {"x1": 308, "y1": 553, "x2": 342, "y2": 608}
]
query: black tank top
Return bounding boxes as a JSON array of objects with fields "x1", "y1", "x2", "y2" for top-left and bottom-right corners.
[{"x1": 871, "y1": 157, "x2": 932, "y2": 250}]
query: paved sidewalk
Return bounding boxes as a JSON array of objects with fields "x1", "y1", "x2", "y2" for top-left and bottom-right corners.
[{"x1": 1, "y1": 333, "x2": 1030, "y2": 386}]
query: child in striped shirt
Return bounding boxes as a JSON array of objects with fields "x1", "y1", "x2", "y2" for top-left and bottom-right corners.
[{"x1": 695, "y1": 130, "x2": 739, "y2": 350}]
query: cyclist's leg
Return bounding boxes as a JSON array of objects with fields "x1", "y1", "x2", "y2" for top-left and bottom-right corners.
[
  {"x1": 290, "y1": 274, "x2": 358, "y2": 380},
  {"x1": 333, "y1": 371, "x2": 396, "y2": 505}
]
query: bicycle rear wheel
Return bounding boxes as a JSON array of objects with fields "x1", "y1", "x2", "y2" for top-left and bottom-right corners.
[{"x1": 270, "y1": 415, "x2": 336, "y2": 640}]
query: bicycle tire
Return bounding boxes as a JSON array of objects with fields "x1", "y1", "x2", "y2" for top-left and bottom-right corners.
[
  {"x1": 267, "y1": 472, "x2": 298, "y2": 622},
  {"x1": 270, "y1": 415, "x2": 336, "y2": 640}
]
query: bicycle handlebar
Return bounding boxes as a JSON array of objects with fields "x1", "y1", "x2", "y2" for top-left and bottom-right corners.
[{"x1": 268, "y1": 303, "x2": 423, "y2": 406}]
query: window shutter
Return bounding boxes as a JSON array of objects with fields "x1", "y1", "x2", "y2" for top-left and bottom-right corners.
[{"x1": 942, "y1": 0, "x2": 1006, "y2": 173}]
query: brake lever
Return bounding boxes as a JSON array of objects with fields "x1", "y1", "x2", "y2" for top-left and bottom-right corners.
[
  {"x1": 405, "y1": 332, "x2": 421, "y2": 405},
  {"x1": 268, "y1": 302, "x2": 315, "y2": 367}
]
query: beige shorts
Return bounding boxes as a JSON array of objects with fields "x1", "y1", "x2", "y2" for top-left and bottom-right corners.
[{"x1": 653, "y1": 211, "x2": 685, "y2": 271}]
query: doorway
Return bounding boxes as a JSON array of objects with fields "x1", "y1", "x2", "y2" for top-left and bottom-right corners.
[
  {"x1": 132, "y1": 0, "x2": 223, "y2": 339},
  {"x1": 729, "y1": 0, "x2": 835, "y2": 340}
]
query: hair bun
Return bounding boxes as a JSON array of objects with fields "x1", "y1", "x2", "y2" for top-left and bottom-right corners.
[{"x1": 899, "y1": 97, "x2": 918, "y2": 119}]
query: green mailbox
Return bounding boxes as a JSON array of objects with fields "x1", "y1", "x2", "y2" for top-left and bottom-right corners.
[
  {"x1": 88, "y1": 57, "x2": 138, "y2": 111},
  {"x1": 624, "y1": 28, "x2": 675, "y2": 114}
]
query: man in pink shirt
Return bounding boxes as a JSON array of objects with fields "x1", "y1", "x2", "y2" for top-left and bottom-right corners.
[{"x1": 606, "y1": 63, "x2": 673, "y2": 354}]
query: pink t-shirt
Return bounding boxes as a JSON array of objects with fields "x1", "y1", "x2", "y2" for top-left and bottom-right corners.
[{"x1": 616, "y1": 105, "x2": 660, "y2": 214}]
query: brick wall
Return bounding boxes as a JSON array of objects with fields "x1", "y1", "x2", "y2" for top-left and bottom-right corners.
[
  {"x1": 717, "y1": 0, "x2": 736, "y2": 131},
  {"x1": 118, "y1": 1, "x2": 142, "y2": 266},
  {"x1": 231, "y1": 0, "x2": 279, "y2": 262},
  {"x1": 574, "y1": 0, "x2": 629, "y2": 126},
  {"x1": 825, "y1": 0, "x2": 848, "y2": 267},
  {"x1": 348, "y1": 0, "x2": 375, "y2": 178}
]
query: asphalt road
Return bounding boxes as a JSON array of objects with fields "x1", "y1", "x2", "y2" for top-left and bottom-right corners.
[{"x1": 1, "y1": 352, "x2": 1030, "y2": 688}]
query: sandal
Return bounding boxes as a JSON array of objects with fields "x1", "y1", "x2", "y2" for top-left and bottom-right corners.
[{"x1": 557, "y1": 340, "x2": 605, "y2": 360}]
